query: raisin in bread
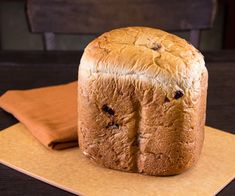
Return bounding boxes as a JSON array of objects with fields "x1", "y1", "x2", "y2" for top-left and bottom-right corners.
[{"x1": 78, "y1": 27, "x2": 208, "y2": 176}]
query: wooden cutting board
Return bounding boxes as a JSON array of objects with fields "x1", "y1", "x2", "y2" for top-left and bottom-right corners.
[{"x1": 0, "y1": 123, "x2": 235, "y2": 196}]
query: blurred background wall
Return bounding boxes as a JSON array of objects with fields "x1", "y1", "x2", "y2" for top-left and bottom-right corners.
[{"x1": 0, "y1": 0, "x2": 226, "y2": 51}]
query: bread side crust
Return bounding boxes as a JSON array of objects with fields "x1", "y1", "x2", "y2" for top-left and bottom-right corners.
[{"x1": 78, "y1": 67, "x2": 208, "y2": 175}]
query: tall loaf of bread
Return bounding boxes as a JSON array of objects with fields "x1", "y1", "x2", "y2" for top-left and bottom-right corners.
[{"x1": 78, "y1": 27, "x2": 208, "y2": 176}]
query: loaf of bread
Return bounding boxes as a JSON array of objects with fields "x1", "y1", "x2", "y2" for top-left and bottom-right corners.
[{"x1": 78, "y1": 27, "x2": 208, "y2": 176}]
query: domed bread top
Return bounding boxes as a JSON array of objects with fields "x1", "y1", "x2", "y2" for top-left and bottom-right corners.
[{"x1": 80, "y1": 27, "x2": 206, "y2": 91}]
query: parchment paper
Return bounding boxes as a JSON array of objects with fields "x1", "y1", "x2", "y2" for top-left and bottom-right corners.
[{"x1": 0, "y1": 123, "x2": 235, "y2": 196}]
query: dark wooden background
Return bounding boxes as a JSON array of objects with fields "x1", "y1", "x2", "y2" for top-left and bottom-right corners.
[
  {"x1": 27, "y1": 0, "x2": 215, "y2": 33},
  {"x1": 26, "y1": 0, "x2": 216, "y2": 49}
]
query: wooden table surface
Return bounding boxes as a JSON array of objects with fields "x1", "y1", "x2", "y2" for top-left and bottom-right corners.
[{"x1": 0, "y1": 50, "x2": 235, "y2": 196}]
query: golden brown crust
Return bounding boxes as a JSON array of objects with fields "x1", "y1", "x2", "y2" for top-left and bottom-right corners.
[
  {"x1": 80, "y1": 26, "x2": 205, "y2": 92},
  {"x1": 78, "y1": 27, "x2": 208, "y2": 176}
]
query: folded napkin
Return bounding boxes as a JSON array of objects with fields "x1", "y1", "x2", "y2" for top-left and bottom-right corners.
[{"x1": 0, "y1": 82, "x2": 78, "y2": 150}]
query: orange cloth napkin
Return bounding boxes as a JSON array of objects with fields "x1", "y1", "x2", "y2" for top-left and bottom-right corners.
[{"x1": 0, "y1": 82, "x2": 78, "y2": 150}]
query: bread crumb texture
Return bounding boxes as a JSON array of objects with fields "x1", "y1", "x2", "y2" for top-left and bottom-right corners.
[{"x1": 78, "y1": 27, "x2": 208, "y2": 176}]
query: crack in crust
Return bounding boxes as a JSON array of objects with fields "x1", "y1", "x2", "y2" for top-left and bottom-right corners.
[
  {"x1": 81, "y1": 27, "x2": 205, "y2": 92},
  {"x1": 78, "y1": 27, "x2": 208, "y2": 176}
]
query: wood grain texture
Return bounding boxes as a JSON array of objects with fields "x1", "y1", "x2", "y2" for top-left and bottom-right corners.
[
  {"x1": 189, "y1": 30, "x2": 200, "y2": 48},
  {"x1": 0, "y1": 2, "x2": 2, "y2": 50},
  {"x1": 223, "y1": 0, "x2": 235, "y2": 49},
  {"x1": 27, "y1": 0, "x2": 216, "y2": 34},
  {"x1": 0, "y1": 51, "x2": 82, "y2": 95},
  {"x1": 43, "y1": 32, "x2": 56, "y2": 50},
  {"x1": 204, "y1": 50, "x2": 235, "y2": 62},
  {"x1": 206, "y1": 62, "x2": 235, "y2": 134}
]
